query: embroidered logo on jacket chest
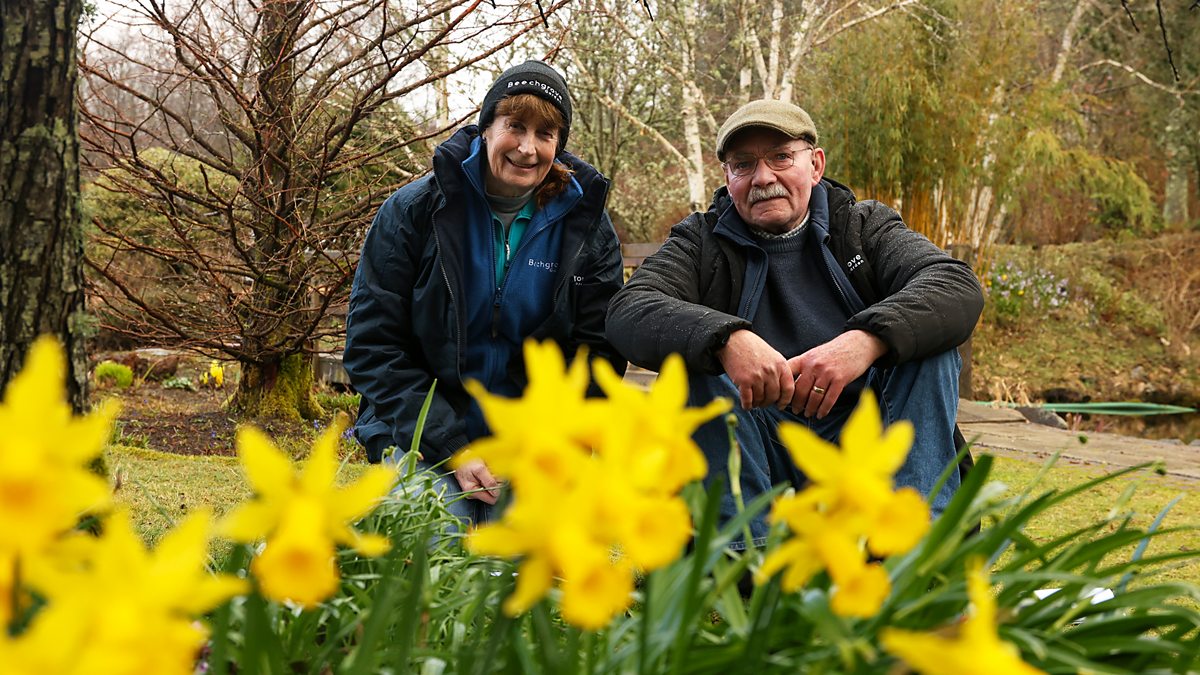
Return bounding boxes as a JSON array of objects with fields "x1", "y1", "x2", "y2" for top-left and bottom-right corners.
[
  {"x1": 527, "y1": 259, "x2": 559, "y2": 273},
  {"x1": 846, "y1": 254, "x2": 865, "y2": 272}
]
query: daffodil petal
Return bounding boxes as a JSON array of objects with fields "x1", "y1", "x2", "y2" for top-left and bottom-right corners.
[
  {"x1": 347, "y1": 531, "x2": 391, "y2": 557},
  {"x1": 503, "y1": 555, "x2": 553, "y2": 616},
  {"x1": 332, "y1": 465, "x2": 395, "y2": 521},
  {"x1": 300, "y1": 424, "x2": 341, "y2": 494},
  {"x1": 868, "y1": 488, "x2": 930, "y2": 556},
  {"x1": 235, "y1": 427, "x2": 294, "y2": 496},
  {"x1": 777, "y1": 421, "x2": 841, "y2": 483},
  {"x1": 218, "y1": 501, "x2": 278, "y2": 542}
]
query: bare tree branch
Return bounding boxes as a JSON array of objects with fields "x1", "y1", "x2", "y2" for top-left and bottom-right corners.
[{"x1": 1080, "y1": 58, "x2": 1197, "y2": 95}]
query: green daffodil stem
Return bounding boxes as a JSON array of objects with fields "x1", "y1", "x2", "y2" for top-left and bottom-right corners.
[
  {"x1": 639, "y1": 573, "x2": 651, "y2": 675},
  {"x1": 726, "y1": 413, "x2": 755, "y2": 551}
]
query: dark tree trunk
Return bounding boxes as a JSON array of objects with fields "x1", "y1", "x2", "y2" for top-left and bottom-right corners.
[
  {"x1": 0, "y1": 0, "x2": 89, "y2": 412},
  {"x1": 228, "y1": 0, "x2": 322, "y2": 421},
  {"x1": 232, "y1": 353, "x2": 323, "y2": 422}
]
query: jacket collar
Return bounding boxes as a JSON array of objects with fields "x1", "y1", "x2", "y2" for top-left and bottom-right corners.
[{"x1": 711, "y1": 177, "x2": 856, "y2": 247}]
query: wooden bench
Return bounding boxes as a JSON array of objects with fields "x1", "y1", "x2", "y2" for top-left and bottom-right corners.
[{"x1": 621, "y1": 242, "x2": 662, "y2": 281}]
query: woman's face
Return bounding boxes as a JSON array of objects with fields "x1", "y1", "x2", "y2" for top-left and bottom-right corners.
[{"x1": 481, "y1": 113, "x2": 559, "y2": 197}]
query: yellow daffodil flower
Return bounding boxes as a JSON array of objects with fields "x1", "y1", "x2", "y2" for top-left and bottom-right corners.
[
  {"x1": 0, "y1": 337, "x2": 118, "y2": 559},
  {"x1": 559, "y1": 555, "x2": 635, "y2": 631},
  {"x1": 776, "y1": 390, "x2": 929, "y2": 552},
  {"x1": 882, "y1": 558, "x2": 1046, "y2": 675},
  {"x1": 592, "y1": 353, "x2": 730, "y2": 494},
  {"x1": 758, "y1": 391, "x2": 930, "y2": 617},
  {"x1": 868, "y1": 487, "x2": 930, "y2": 556},
  {"x1": 454, "y1": 340, "x2": 601, "y2": 486},
  {"x1": 758, "y1": 537, "x2": 825, "y2": 591},
  {"x1": 467, "y1": 487, "x2": 596, "y2": 615},
  {"x1": 209, "y1": 361, "x2": 224, "y2": 388},
  {"x1": 252, "y1": 500, "x2": 340, "y2": 607},
  {"x1": 829, "y1": 563, "x2": 890, "y2": 619},
  {"x1": 776, "y1": 390, "x2": 913, "y2": 518},
  {"x1": 614, "y1": 492, "x2": 693, "y2": 570},
  {"x1": 458, "y1": 341, "x2": 708, "y2": 630},
  {"x1": 219, "y1": 420, "x2": 394, "y2": 607},
  {"x1": 761, "y1": 493, "x2": 893, "y2": 615},
  {"x1": 4, "y1": 509, "x2": 245, "y2": 675}
]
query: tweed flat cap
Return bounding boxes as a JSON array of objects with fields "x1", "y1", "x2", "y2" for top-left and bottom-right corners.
[{"x1": 716, "y1": 99, "x2": 818, "y2": 159}]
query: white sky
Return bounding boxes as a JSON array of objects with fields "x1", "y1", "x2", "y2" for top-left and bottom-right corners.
[{"x1": 81, "y1": 0, "x2": 559, "y2": 123}]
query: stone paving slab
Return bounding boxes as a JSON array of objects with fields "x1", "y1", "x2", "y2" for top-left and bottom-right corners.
[
  {"x1": 959, "y1": 402, "x2": 1200, "y2": 482},
  {"x1": 956, "y1": 400, "x2": 1028, "y2": 424}
]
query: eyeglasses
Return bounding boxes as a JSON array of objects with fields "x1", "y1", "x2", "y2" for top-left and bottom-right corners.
[{"x1": 723, "y1": 146, "x2": 814, "y2": 177}]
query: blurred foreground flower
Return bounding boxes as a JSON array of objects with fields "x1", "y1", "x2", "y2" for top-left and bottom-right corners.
[
  {"x1": 456, "y1": 339, "x2": 602, "y2": 490},
  {"x1": 757, "y1": 390, "x2": 929, "y2": 617},
  {"x1": 592, "y1": 354, "x2": 729, "y2": 494},
  {"x1": 0, "y1": 336, "x2": 118, "y2": 624},
  {"x1": 2, "y1": 509, "x2": 244, "y2": 675},
  {"x1": 219, "y1": 418, "x2": 395, "y2": 607},
  {"x1": 455, "y1": 342, "x2": 728, "y2": 630},
  {"x1": 881, "y1": 558, "x2": 1046, "y2": 675}
]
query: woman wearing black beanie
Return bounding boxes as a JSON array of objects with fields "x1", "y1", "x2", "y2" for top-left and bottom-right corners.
[{"x1": 344, "y1": 60, "x2": 626, "y2": 527}]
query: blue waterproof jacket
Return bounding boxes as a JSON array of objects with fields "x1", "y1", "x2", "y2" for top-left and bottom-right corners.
[{"x1": 345, "y1": 126, "x2": 626, "y2": 463}]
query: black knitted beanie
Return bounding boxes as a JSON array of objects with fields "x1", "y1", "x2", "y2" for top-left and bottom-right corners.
[{"x1": 477, "y1": 60, "x2": 572, "y2": 151}]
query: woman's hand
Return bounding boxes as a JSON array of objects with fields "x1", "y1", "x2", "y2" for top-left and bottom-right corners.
[{"x1": 454, "y1": 458, "x2": 503, "y2": 504}]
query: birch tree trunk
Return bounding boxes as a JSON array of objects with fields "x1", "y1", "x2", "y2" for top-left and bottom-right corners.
[
  {"x1": 678, "y1": 0, "x2": 708, "y2": 212},
  {"x1": 1163, "y1": 97, "x2": 1190, "y2": 227},
  {"x1": 0, "y1": 0, "x2": 89, "y2": 412}
]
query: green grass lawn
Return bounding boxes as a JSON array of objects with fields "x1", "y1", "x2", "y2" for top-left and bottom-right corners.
[
  {"x1": 108, "y1": 446, "x2": 254, "y2": 546},
  {"x1": 987, "y1": 453, "x2": 1199, "y2": 588},
  {"x1": 107, "y1": 445, "x2": 1199, "y2": 587}
]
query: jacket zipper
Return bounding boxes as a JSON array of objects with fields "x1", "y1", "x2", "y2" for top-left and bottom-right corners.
[
  {"x1": 820, "y1": 242, "x2": 857, "y2": 313},
  {"x1": 551, "y1": 180, "x2": 609, "y2": 307},
  {"x1": 492, "y1": 221, "x2": 512, "y2": 339},
  {"x1": 431, "y1": 204, "x2": 464, "y2": 383},
  {"x1": 739, "y1": 247, "x2": 767, "y2": 320},
  {"x1": 492, "y1": 201, "x2": 571, "y2": 338}
]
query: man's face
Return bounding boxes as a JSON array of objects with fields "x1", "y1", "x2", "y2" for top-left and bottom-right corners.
[{"x1": 723, "y1": 128, "x2": 825, "y2": 234}]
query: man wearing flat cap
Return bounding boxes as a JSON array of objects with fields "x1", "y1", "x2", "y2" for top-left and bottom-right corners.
[{"x1": 606, "y1": 99, "x2": 984, "y2": 548}]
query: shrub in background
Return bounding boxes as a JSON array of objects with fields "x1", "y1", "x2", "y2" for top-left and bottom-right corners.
[{"x1": 93, "y1": 360, "x2": 134, "y2": 389}]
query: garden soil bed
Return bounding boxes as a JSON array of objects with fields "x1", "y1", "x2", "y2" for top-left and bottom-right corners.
[
  {"x1": 113, "y1": 385, "x2": 240, "y2": 457},
  {"x1": 102, "y1": 357, "x2": 330, "y2": 458}
]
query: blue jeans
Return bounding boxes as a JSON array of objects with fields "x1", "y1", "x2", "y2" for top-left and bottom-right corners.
[
  {"x1": 690, "y1": 348, "x2": 962, "y2": 549},
  {"x1": 386, "y1": 453, "x2": 495, "y2": 532}
]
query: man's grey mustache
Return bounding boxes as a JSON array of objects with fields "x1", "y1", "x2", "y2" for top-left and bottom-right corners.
[{"x1": 748, "y1": 185, "x2": 790, "y2": 204}]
